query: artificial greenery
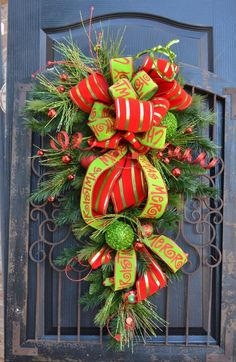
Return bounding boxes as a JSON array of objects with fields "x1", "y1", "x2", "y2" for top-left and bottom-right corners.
[{"x1": 25, "y1": 31, "x2": 218, "y2": 351}]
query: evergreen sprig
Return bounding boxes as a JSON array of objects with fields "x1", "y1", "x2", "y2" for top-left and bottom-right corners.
[{"x1": 26, "y1": 32, "x2": 220, "y2": 350}]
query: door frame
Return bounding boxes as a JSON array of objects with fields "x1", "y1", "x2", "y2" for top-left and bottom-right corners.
[{"x1": 4, "y1": 1, "x2": 236, "y2": 361}]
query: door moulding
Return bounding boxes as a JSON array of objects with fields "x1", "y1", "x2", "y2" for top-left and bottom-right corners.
[
  {"x1": 206, "y1": 327, "x2": 235, "y2": 362},
  {"x1": 12, "y1": 322, "x2": 38, "y2": 357}
]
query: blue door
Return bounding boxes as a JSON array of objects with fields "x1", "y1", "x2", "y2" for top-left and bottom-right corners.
[{"x1": 5, "y1": 1, "x2": 236, "y2": 361}]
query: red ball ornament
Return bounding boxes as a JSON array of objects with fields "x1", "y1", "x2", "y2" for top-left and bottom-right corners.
[
  {"x1": 163, "y1": 157, "x2": 170, "y2": 164},
  {"x1": 37, "y1": 150, "x2": 44, "y2": 156},
  {"x1": 60, "y1": 73, "x2": 68, "y2": 81},
  {"x1": 47, "y1": 196, "x2": 55, "y2": 202},
  {"x1": 172, "y1": 167, "x2": 181, "y2": 177},
  {"x1": 185, "y1": 127, "x2": 193, "y2": 134},
  {"x1": 57, "y1": 85, "x2": 65, "y2": 93},
  {"x1": 134, "y1": 242, "x2": 144, "y2": 251},
  {"x1": 115, "y1": 334, "x2": 121, "y2": 342},
  {"x1": 48, "y1": 108, "x2": 57, "y2": 118},
  {"x1": 62, "y1": 154, "x2": 72, "y2": 164},
  {"x1": 141, "y1": 222, "x2": 154, "y2": 237},
  {"x1": 80, "y1": 155, "x2": 97, "y2": 169},
  {"x1": 67, "y1": 174, "x2": 75, "y2": 181},
  {"x1": 157, "y1": 151, "x2": 163, "y2": 159},
  {"x1": 125, "y1": 317, "x2": 135, "y2": 330}
]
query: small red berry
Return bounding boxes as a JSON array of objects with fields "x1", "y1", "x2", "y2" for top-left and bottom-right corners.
[
  {"x1": 67, "y1": 174, "x2": 75, "y2": 181},
  {"x1": 37, "y1": 150, "x2": 44, "y2": 156},
  {"x1": 114, "y1": 334, "x2": 121, "y2": 342},
  {"x1": 62, "y1": 154, "x2": 72, "y2": 164},
  {"x1": 134, "y1": 242, "x2": 144, "y2": 251},
  {"x1": 157, "y1": 151, "x2": 163, "y2": 159},
  {"x1": 163, "y1": 157, "x2": 170, "y2": 164},
  {"x1": 185, "y1": 127, "x2": 193, "y2": 134},
  {"x1": 172, "y1": 167, "x2": 181, "y2": 177},
  {"x1": 125, "y1": 317, "x2": 135, "y2": 330},
  {"x1": 47, "y1": 196, "x2": 55, "y2": 202},
  {"x1": 60, "y1": 73, "x2": 68, "y2": 81},
  {"x1": 48, "y1": 108, "x2": 57, "y2": 118},
  {"x1": 57, "y1": 85, "x2": 65, "y2": 93}
]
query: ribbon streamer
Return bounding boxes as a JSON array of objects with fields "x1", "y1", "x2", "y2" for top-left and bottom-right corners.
[
  {"x1": 114, "y1": 249, "x2": 137, "y2": 291},
  {"x1": 134, "y1": 243, "x2": 167, "y2": 302},
  {"x1": 138, "y1": 155, "x2": 168, "y2": 219},
  {"x1": 143, "y1": 235, "x2": 188, "y2": 272}
]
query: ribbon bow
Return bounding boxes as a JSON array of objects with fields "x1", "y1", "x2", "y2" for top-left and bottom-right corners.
[
  {"x1": 68, "y1": 54, "x2": 192, "y2": 153},
  {"x1": 87, "y1": 235, "x2": 188, "y2": 302},
  {"x1": 64, "y1": 46, "x2": 190, "y2": 314},
  {"x1": 67, "y1": 52, "x2": 193, "y2": 226}
]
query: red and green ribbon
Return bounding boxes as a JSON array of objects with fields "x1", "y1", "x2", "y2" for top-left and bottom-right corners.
[
  {"x1": 138, "y1": 155, "x2": 168, "y2": 219},
  {"x1": 80, "y1": 147, "x2": 127, "y2": 229},
  {"x1": 143, "y1": 235, "x2": 188, "y2": 273},
  {"x1": 114, "y1": 249, "x2": 137, "y2": 291}
]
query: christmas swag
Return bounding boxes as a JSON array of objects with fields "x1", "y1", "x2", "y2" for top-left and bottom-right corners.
[{"x1": 25, "y1": 26, "x2": 218, "y2": 350}]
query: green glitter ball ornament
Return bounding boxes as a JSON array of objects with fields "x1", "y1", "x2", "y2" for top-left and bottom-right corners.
[
  {"x1": 105, "y1": 221, "x2": 135, "y2": 251},
  {"x1": 161, "y1": 112, "x2": 178, "y2": 139}
]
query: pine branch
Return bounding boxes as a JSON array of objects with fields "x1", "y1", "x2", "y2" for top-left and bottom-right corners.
[
  {"x1": 155, "y1": 208, "x2": 182, "y2": 230},
  {"x1": 76, "y1": 239, "x2": 106, "y2": 262},
  {"x1": 95, "y1": 27, "x2": 126, "y2": 81},
  {"x1": 54, "y1": 247, "x2": 79, "y2": 267},
  {"x1": 53, "y1": 35, "x2": 95, "y2": 81},
  {"x1": 94, "y1": 291, "x2": 121, "y2": 327},
  {"x1": 175, "y1": 94, "x2": 216, "y2": 130},
  {"x1": 30, "y1": 167, "x2": 80, "y2": 203},
  {"x1": 54, "y1": 192, "x2": 83, "y2": 225},
  {"x1": 72, "y1": 222, "x2": 96, "y2": 241}
]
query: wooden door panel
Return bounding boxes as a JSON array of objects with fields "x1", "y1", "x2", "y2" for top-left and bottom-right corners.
[
  {"x1": 44, "y1": 16, "x2": 212, "y2": 70},
  {"x1": 33, "y1": 16, "x2": 215, "y2": 338}
]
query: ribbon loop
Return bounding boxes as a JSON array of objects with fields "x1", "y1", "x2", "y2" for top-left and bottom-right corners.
[
  {"x1": 115, "y1": 98, "x2": 154, "y2": 133},
  {"x1": 110, "y1": 57, "x2": 134, "y2": 83},
  {"x1": 109, "y1": 78, "x2": 137, "y2": 100},
  {"x1": 80, "y1": 147, "x2": 127, "y2": 229},
  {"x1": 131, "y1": 70, "x2": 158, "y2": 100},
  {"x1": 137, "y1": 126, "x2": 166, "y2": 149},
  {"x1": 69, "y1": 72, "x2": 111, "y2": 113}
]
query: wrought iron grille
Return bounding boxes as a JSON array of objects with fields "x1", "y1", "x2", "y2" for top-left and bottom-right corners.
[{"x1": 27, "y1": 86, "x2": 224, "y2": 346}]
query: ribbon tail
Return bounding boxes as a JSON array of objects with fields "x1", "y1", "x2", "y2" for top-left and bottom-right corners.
[
  {"x1": 136, "y1": 245, "x2": 166, "y2": 302},
  {"x1": 143, "y1": 235, "x2": 188, "y2": 273},
  {"x1": 138, "y1": 155, "x2": 168, "y2": 219},
  {"x1": 114, "y1": 249, "x2": 137, "y2": 291}
]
